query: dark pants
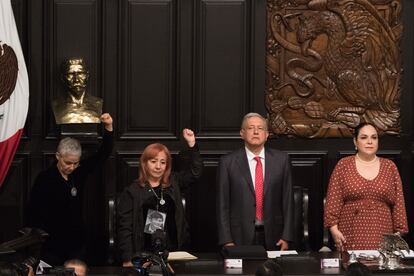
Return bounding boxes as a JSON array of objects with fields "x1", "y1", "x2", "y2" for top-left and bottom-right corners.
[{"x1": 253, "y1": 225, "x2": 265, "y2": 247}]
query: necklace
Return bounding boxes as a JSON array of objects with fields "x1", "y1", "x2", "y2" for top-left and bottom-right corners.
[
  {"x1": 71, "y1": 187, "x2": 77, "y2": 197},
  {"x1": 355, "y1": 154, "x2": 378, "y2": 165},
  {"x1": 149, "y1": 185, "x2": 165, "y2": 206},
  {"x1": 69, "y1": 178, "x2": 77, "y2": 197}
]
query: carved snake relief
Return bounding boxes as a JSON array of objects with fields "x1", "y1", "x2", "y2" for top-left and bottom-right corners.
[
  {"x1": 270, "y1": 12, "x2": 324, "y2": 98},
  {"x1": 295, "y1": 0, "x2": 400, "y2": 131}
]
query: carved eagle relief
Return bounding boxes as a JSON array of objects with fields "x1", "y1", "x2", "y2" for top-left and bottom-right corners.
[
  {"x1": 0, "y1": 42, "x2": 18, "y2": 106},
  {"x1": 266, "y1": 0, "x2": 402, "y2": 137}
]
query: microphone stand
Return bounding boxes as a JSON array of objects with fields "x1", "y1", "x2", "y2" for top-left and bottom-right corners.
[
  {"x1": 151, "y1": 252, "x2": 173, "y2": 276},
  {"x1": 150, "y1": 230, "x2": 174, "y2": 275}
]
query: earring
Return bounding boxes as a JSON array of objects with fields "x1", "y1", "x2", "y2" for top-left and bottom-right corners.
[{"x1": 355, "y1": 146, "x2": 357, "y2": 151}]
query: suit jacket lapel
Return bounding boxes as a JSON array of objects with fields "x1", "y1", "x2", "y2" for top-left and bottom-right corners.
[
  {"x1": 236, "y1": 149, "x2": 255, "y2": 196},
  {"x1": 264, "y1": 147, "x2": 272, "y2": 196}
]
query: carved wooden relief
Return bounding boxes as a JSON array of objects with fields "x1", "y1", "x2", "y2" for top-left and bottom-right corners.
[{"x1": 266, "y1": 0, "x2": 402, "y2": 138}]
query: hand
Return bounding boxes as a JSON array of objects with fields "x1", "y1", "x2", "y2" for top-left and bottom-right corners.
[
  {"x1": 183, "y1": 128, "x2": 196, "y2": 148},
  {"x1": 223, "y1": 242, "x2": 235, "y2": 248},
  {"x1": 123, "y1": 260, "x2": 152, "y2": 269},
  {"x1": 122, "y1": 261, "x2": 133, "y2": 267},
  {"x1": 100, "y1": 113, "x2": 113, "y2": 131},
  {"x1": 26, "y1": 265, "x2": 34, "y2": 276},
  {"x1": 330, "y1": 225, "x2": 346, "y2": 251},
  {"x1": 277, "y1": 239, "x2": 289, "y2": 251},
  {"x1": 167, "y1": 263, "x2": 175, "y2": 274},
  {"x1": 142, "y1": 261, "x2": 152, "y2": 269}
]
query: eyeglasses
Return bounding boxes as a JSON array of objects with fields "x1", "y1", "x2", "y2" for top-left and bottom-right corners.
[
  {"x1": 57, "y1": 153, "x2": 80, "y2": 168},
  {"x1": 244, "y1": 126, "x2": 267, "y2": 132},
  {"x1": 62, "y1": 159, "x2": 80, "y2": 168}
]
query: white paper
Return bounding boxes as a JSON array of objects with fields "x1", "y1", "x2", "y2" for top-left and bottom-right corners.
[
  {"x1": 167, "y1": 251, "x2": 198, "y2": 261},
  {"x1": 321, "y1": 258, "x2": 340, "y2": 268},
  {"x1": 348, "y1": 249, "x2": 414, "y2": 258},
  {"x1": 267, "y1": 250, "x2": 298, "y2": 258},
  {"x1": 224, "y1": 259, "x2": 243, "y2": 268},
  {"x1": 36, "y1": 260, "x2": 52, "y2": 275},
  {"x1": 399, "y1": 250, "x2": 414, "y2": 258},
  {"x1": 347, "y1": 250, "x2": 380, "y2": 257}
]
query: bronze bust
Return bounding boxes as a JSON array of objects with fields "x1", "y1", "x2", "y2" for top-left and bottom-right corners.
[{"x1": 52, "y1": 58, "x2": 103, "y2": 124}]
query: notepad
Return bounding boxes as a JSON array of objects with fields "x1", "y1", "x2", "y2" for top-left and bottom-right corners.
[
  {"x1": 167, "y1": 251, "x2": 198, "y2": 261},
  {"x1": 267, "y1": 250, "x2": 298, "y2": 258}
]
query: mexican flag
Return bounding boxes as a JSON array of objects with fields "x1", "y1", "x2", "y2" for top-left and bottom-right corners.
[{"x1": 0, "y1": 0, "x2": 29, "y2": 187}]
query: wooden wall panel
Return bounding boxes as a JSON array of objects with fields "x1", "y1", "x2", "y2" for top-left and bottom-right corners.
[
  {"x1": 289, "y1": 152, "x2": 327, "y2": 251},
  {"x1": 11, "y1": 0, "x2": 27, "y2": 58},
  {"x1": 119, "y1": 0, "x2": 177, "y2": 139},
  {"x1": 196, "y1": 0, "x2": 251, "y2": 137},
  {"x1": 0, "y1": 155, "x2": 29, "y2": 242},
  {"x1": 188, "y1": 152, "x2": 226, "y2": 251},
  {"x1": 45, "y1": 0, "x2": 101, "y2": 136},
  {"x1": 116, "y1": 152, "x2": 140, "y2": 193},
  {"x1": 1, "y1": 0, "x2": 413, "y2": 266}
]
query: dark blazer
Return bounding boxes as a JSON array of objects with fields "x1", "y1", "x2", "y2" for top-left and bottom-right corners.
[
  {"x1": 216, "y1": 147, "x2": 294, "y2": 249},
  {"x1": 27, "y1": 129, "x2": 113, "y2": 264},
  {"x1": 117, "y1": 146, "x2": 203, "y2": 262}
]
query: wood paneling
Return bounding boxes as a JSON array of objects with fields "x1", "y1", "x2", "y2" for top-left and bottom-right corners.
[
  {"x1": 289, "y1": 152, "x2": 328, "y2": 251},
  {"x1": 115, "y1": 152, "x2": 140, "y2": 193},
  {"x1": 196, "y1": 0, "x2": 250, "y2": 137},
  {"x1": 119, "y1": 0, "x2": 178, "y2": 139},
  {"x1": 0, "y1": 154, "x2": 29, "y2": 242},
  {"x1": 187, "y1": 152, "x2": 226, "y2": 251},
  {"x1": 0, "y1": 0, "x2": 413, "y2": 265},
  {"x1": 11, "y1": 0, "x2": 27, "y2": 57},
  {"x1": 45, "y1": 0, "x2": 101, "y2": 137}
]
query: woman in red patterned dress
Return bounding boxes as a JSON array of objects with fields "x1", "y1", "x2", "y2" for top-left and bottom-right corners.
[{"x1": 324, "y1": 123, "x2": 408, "y2": 251}]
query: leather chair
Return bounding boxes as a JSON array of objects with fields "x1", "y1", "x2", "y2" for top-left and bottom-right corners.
[
  {"x1": 106, "y1": 196, "x2": 187, "y2": 264},
  {"x1": 107, "y1": 196, "x2": 117, "y2": 264},
  {"x1": 292, "y1": 185, "x2": 309, "y2": 251}
]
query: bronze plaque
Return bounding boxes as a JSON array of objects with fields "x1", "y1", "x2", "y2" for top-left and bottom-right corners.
[{"x1": 266, "y1": 0, "x2": 402, "y2": 138}]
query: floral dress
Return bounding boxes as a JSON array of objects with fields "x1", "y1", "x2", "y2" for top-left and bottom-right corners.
[{"x1": 324, "y1": 156, "x2": 408, "y2": 250}]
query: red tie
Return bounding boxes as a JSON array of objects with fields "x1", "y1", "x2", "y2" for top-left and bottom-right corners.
[{"x1": 254, "y1": 156, "x2": 264, "y2": 221}]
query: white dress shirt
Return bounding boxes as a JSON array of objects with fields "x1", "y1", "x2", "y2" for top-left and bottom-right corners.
[{"x1": 245, "y1": 147, "x2": 265, "y2": 191}]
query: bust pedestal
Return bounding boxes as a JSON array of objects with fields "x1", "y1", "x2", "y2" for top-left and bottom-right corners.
[{"x1": 59, "y1": 123, "x2": 99, "y2": 137}]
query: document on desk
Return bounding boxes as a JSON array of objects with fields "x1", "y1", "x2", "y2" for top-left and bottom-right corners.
[
  {"x1": 400, "y1": 250, "x2": 414, "y2": 258},
  {"x1": 348, "y1": 250, "x2": 414, "y2": 258},
  {"x1": 167, "y1": 251, "x2": 198, "y2": 261},
  {"x1": 267, "y1": 250, "x2": 298, "y2": 258},
  {"x1": 347, "y1": 250, "x2": 380, "y2": 257}
]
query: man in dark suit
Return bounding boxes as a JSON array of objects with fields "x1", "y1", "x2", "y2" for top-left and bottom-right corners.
[{"x1": 216, "y1": 112, "x2": 294, "y2": 250}]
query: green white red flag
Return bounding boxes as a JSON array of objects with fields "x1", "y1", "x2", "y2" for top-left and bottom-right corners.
[{"x1": 0, "y1": 0, "x2": 29, "y2": 186}]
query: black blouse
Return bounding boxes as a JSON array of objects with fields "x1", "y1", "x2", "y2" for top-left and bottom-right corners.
[{"x1": 142, "y1": 185, "x2": 178, "y2": 252}]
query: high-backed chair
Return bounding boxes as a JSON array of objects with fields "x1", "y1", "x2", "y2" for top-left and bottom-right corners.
[
  {"x1": 292, "y1": 185, "x2": 309, "y2": 251},
  {"x1": 107, "y1": 196, "x2": 117, "y2": 264},
  {"x1": 107, "y1": 195, "x2": 187, "y2": 264}
]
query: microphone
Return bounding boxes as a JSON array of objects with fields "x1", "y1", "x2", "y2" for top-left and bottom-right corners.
[
  {"x1": 130, "y1": 230, "x2": 173, "y2": 276},
  {"x1": 131, "y1": 252, "x2": 152, "y2": 276},
  {"x1": 151, "y1": 230, "x2": 173, "y2": 275},
  {"x1": 151, "y1": 229, "x2": 167, "y2": 254}
]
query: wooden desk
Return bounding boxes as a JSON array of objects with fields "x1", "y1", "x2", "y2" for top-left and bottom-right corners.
[{"x1": 85, "y1": 252, "x2": 414, "y2": 276}]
